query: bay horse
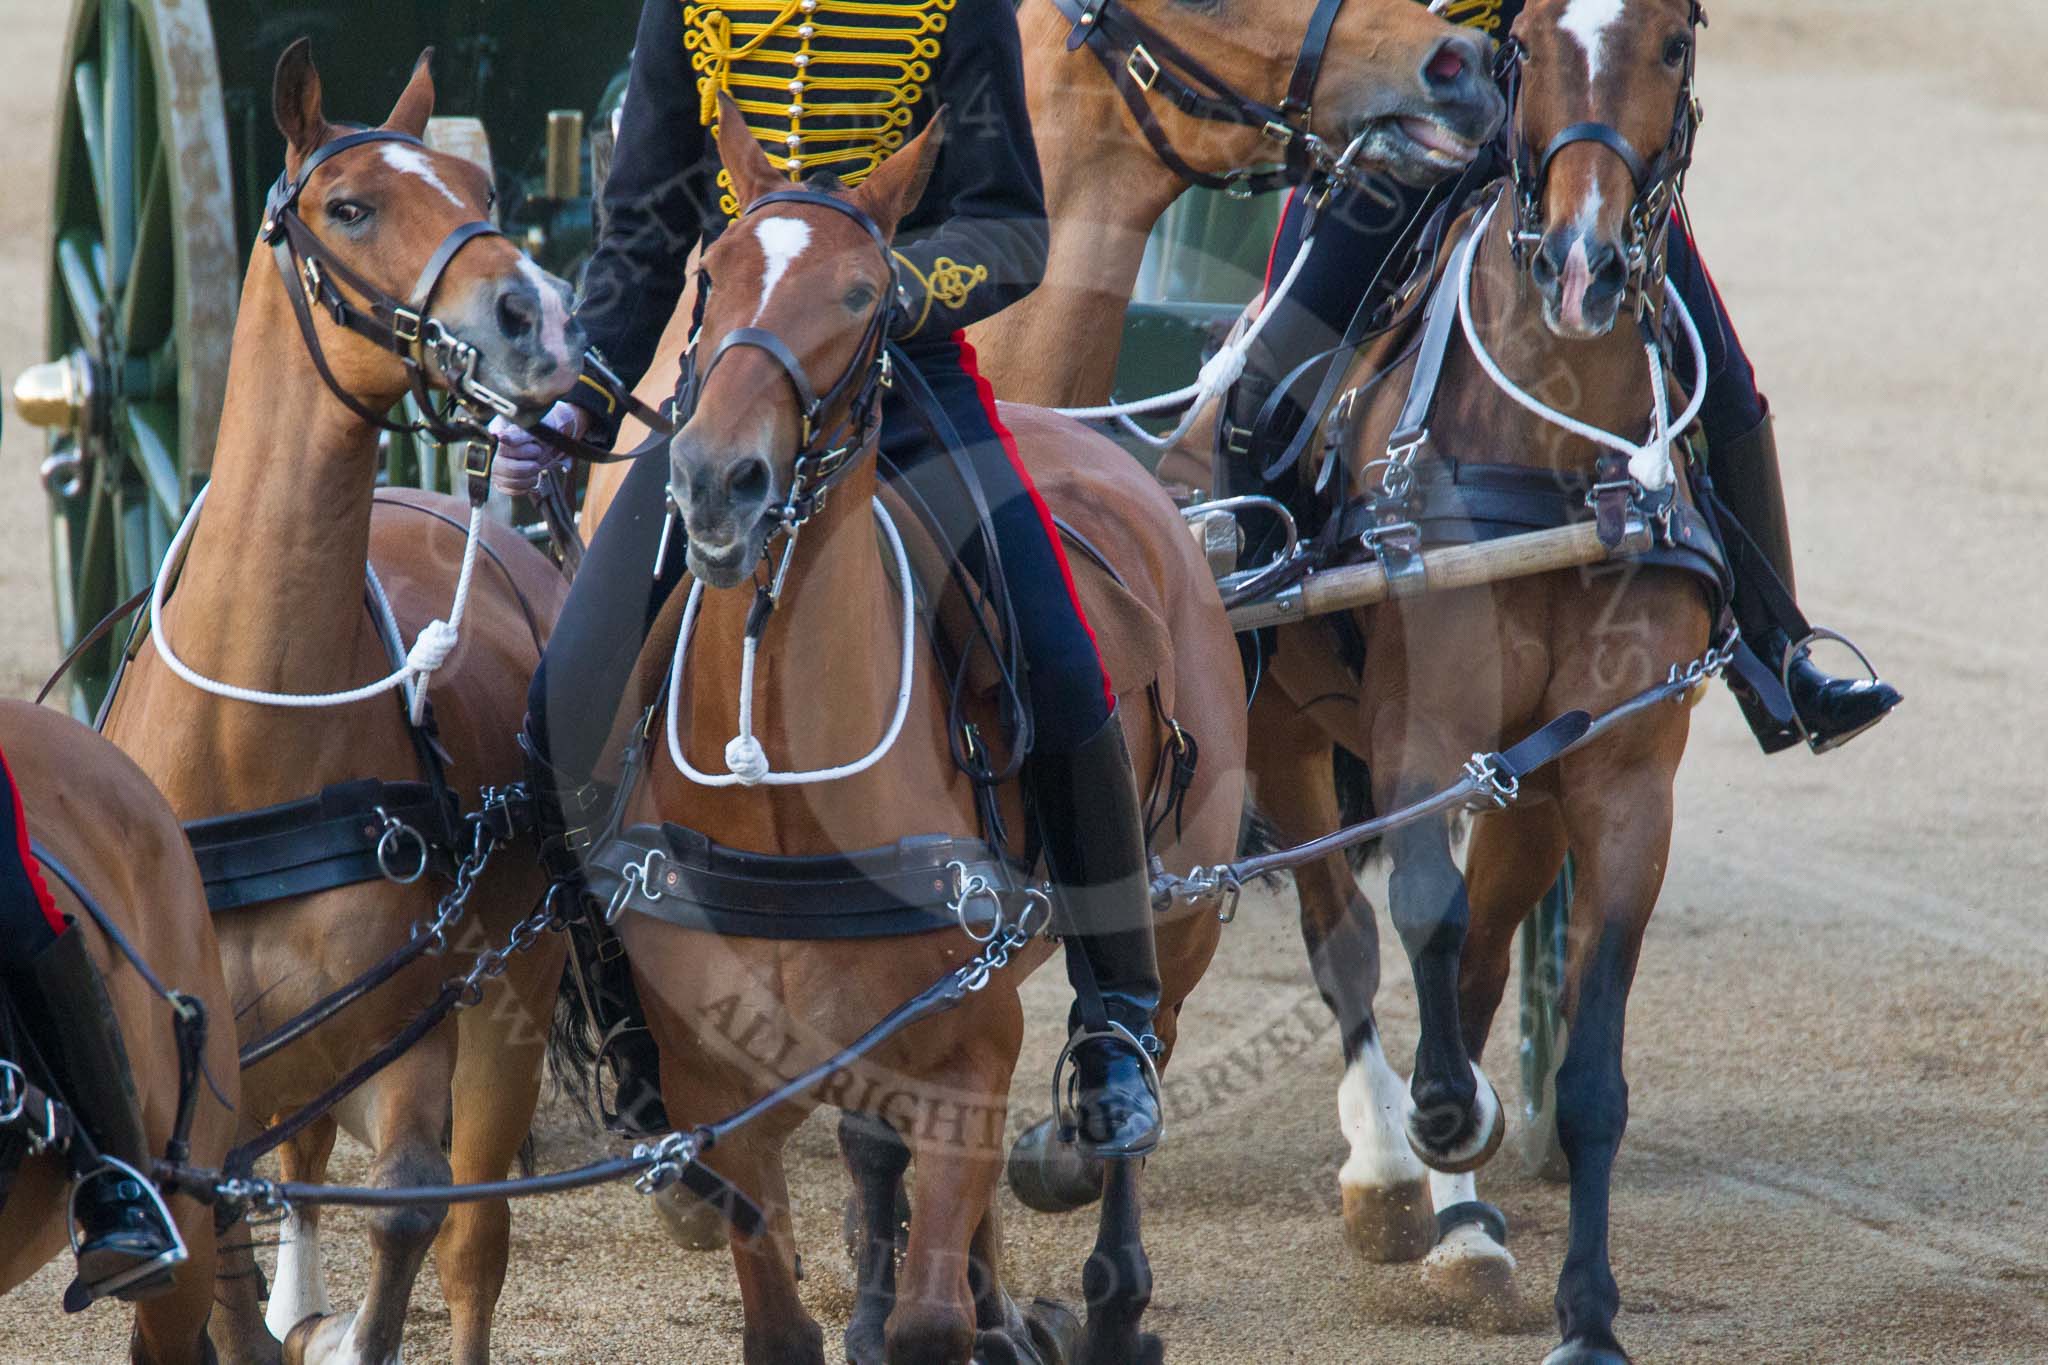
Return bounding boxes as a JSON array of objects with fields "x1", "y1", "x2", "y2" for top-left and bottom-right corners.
[
  {"x1": 608, "y1": 107, "x2": 1246, "y2": 1365},
  {"x1": 100, "y1": 44, "x2": 574, "y2": 1365},
  {"x1": 0, "y1": 701, "x2": 239, "y2": 1365},
  {"x1": 1328, "y1": 1, "x2": 1715, "y2": 1359},
  {"x1": 576, "y1": 0, "x2": 1505, "y2": 534}
]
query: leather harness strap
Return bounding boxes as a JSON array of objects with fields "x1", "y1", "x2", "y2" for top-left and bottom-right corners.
[
  {"x1": 590, "y1": 824, "x2": 1022, "y2": 940},
  {"x1": 183, "y1": 779, "x2": 457, "y2": 914}
]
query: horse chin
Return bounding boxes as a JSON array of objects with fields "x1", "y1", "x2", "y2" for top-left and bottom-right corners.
[
  {"x1": 1539, "y1": 293, "x2": 1622, "y2": 343},
  {"x1": 686, "y1": 538, "x2": 762, "y2": 590}
]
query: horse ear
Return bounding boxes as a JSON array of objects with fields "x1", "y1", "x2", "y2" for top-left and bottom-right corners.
[
  {"x1": 852, "y1": 107, "x2": 945, "y2": 239},
  {"x1": 385, "y1": 49, "x2": 438, "y2": 138},
  {"x1": 714, "y1": 92, "x2": 786, "y2": 210},
  {"x1": 272, "y1": 38, "x2": 329, "y2": 165}
]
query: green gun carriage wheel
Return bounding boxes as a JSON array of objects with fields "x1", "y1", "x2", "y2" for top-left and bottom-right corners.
[
  {"x1": 21, "y1": 0, "x2": 237, "y2": 718},
  {"x1": 1517, "y1": 857, "x2": 1573, "y2": 1181}
]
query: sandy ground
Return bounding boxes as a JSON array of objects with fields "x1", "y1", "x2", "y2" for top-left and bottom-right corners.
[{"x1": 3, "y1": 0, "x2": 2046, "y2": 1361}]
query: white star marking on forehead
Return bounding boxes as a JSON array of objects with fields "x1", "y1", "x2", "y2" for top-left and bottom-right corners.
[
  {"x1": 752, "y1": 217, "x2": 812, "y2": 322},
  {"x1": 379, "y1": 143, "x2": 467, "y2": 208},
  {"x1": 1560, "y1": 0, "x2": 1629, "y2": 83}
]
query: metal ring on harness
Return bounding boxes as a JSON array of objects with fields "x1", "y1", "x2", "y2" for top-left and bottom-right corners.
[
  {"x1": 604, "y1": 847, "x2": 670, "y2": 926},
  {"x1": 0, "y1": 1060, "x2": 25, "y2": 1127},
  {"x1": 373, "y1": 807, "x2": 431, "y2": 886},
  {"x1": 1050, "y1": 1021, "x2": 1166, "y2": 1146},
  {"x1": 946, "y1": 860, "x2": 1007, "y2": 944}
]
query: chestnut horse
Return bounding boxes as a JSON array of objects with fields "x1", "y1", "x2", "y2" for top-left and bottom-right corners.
[
  {"x1": 609, "y1": 109, "x2": 1246, "y2": 1365},
  {"x1": 576, "y1": 0, "x2": 1504, "y2": 534},
  {"x1": 0, "y1": 701, "x2": 239, "y2": 1365},
  {"x1": 100, "y1": 46, "x2": 573, "y2": 1365},
  {"x1": 1328, "y1": 2, "x2": 1713, "y2": 1359}
]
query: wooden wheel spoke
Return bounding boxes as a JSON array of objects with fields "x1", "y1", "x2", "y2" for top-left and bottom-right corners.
[
  {"x1": 120, "y1": 148, "x2": 172, "y2": 352},
  {"x1": 56, "y1": 229, "x2": 107, "y2": 349},
  {"x1": 100, "y1": 0, "x2": 136, "y2": 296},
  {"x1": 71, "y1": 59, "x2": 108, "y2": 218},
  {"x1": 121, "y1": 401, "x2": 184, "y2": 528}
]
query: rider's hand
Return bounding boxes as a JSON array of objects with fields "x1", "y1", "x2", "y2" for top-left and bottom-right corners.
[{"x1": 488, "y1": 402, "x2": 589, "y2": 496}]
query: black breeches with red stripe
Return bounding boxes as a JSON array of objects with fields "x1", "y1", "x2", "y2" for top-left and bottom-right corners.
[
  {"x1": 879, "y1": 336, "x2": 1112, "y2": 756},
  {"x1": 0, "y1": 748, "x2": 65, "y2": 954},
  {"x1": 525, "y1": 338, "x2": 1113, "y2": 795}
]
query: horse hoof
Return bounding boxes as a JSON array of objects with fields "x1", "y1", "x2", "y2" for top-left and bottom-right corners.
[
  {"x1": 281, "y1": 1311, "x2": 351, "y2": 1365},
  {"x1": 1007, "y1": 1117, "x2": 1104, "y2": 1214},
  {"x1": 1418, "y1": 1220, "x2": 1523, "y2": 1332},
  {"x1": 1542, "y1": 1340, "x2": 1631, "y2": 1365},
  {"x1": 1340, "y1": 1176, "x2": 1436, "y2": 1262},
  {"x1": 651, "y1": 1181, "x2": 731, "y2": 1251},
  {"x1": 1406, "y1": 1066, "x2": 1505, "y2": 1174},
  {"x1": 1022, "y1": 1296, "x2": 1081, "y2": 1364}
]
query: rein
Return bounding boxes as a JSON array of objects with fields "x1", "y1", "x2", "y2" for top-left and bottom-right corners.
[{"x1": 1047, "y1": 0, "x2": 1350, "y2": 197}]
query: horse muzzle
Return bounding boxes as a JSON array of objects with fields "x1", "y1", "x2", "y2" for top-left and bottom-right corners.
[
  {"x1": 1531, "y1": 228, "x2": 1630, "y2": 340},
  {"x1": 438, "y1": 267, "x2": 586, "y2": 418},
  {"x1": 670, "y1": 439, "x2": 779, "y2": 589},
  {"x1": 1342, "y1": 31, "x2": 1505, "y2": 187}
]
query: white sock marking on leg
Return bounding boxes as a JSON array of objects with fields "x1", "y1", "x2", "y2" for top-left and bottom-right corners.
[
  {"x1": 265, "y1": 1208, "x2": 331, "y2": 1340},
  {"x1": 1338, "y1": 1033, "x2": 1428, "y2": 1191}
]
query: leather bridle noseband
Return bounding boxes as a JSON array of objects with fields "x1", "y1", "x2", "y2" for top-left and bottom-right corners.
[
  {"x1": 1503, "y1": 2, "x2": 1707, "y2": 318},
  {"x1": 262, "y1": 128, "x2": 520, "y2": 447},
  {"x1": 678, "y1": 188, "x2": 895, "y2": 531},
  {"x1": 1048, "y1": 0, "x2": 1349, "y2": 197}
]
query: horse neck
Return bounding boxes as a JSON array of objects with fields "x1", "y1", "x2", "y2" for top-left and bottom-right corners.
[
  {"x1": 969, "y1": 18, "x2": 1187, "y2": 406},
  {"x1": 1435, "y1": 211, "x2": 1660, "y2": 476},
  {"x1": 172, "y1": 251, "x2": 385, "y2": 694},
  {"x1": 673, "y1": 456, "x2": 952, "y2": 854}
]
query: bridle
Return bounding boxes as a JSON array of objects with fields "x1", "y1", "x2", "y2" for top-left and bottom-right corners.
[
  {"x1": 1048, "y1": 0, "x2": 1350, "y2": 197},
  {"x1": 261, "y1": 127, "x2": 521, "y2": 449},
  {"x1": 677, "y1": 188, "x2": 895, "y2": 532},
  {"x1": 1503, "y1": 1, "x2": 1706, "y2": 320}
]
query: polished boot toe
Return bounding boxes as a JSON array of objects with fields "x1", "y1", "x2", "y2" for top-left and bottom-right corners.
[
  {"x1": 1786, "y1": 656, "x2": 1902, "y2": 752},
  {"x1": 65, "y1": 1173, "x2": 181, "y2": 1307},
  {"x1": 1070, "y1": 1040, "x2": 1160, "y2": 1160}
]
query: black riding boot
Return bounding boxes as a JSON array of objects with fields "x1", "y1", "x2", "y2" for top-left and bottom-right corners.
[
  {"x1": 8, "y1": 924, "x2": 183, "y2": 1308},
  {"x1": 1029, "y1": 709, "x2": 1163, "y2": 1161},
  {"x1": 1711, "y1": 414, "x2": 1902, "y2": 754},
  {"x1": 520, "y1": 722, "x2": 669, "y2": 1138},
  {"x1": 1215, "y1": 337, "x2": 1290, "y2": 503}
]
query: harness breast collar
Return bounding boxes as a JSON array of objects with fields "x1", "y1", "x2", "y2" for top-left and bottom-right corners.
[
  {"x1": 1047, "y1": 0, "x2": 1348, "y2": 196},
  {"x1": 261, "y1": 127, "x2": 517, "y2": 444}
]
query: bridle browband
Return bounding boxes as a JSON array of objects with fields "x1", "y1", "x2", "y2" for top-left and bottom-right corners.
[
  {"x1": 1048, "y1": 0, "x2": 1349, "y2": 197},
  {"x1": 262, "y1": 127, "x2": 520, "y2": 447},
  {"x1": 681, "y1": 188, "x2": 896, "y2": 530},
  {"x1": 1503, "y1": 1, "x2": 1707, "y2": 319}
]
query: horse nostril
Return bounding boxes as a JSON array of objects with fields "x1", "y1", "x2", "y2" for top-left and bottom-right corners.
[
  {"x1": 1531, "y1": 238, "x2": 1564, "y2": 290},
  {"x1": 1422, "y1": 32, "x2": 1485, "y2": 93},
  {"x1": 496, "y1": 288, "x2": 539, "y2": 344},
  {"x1": 727, "y1": 457, "x2": 772, "y2": 508},
  {"x1": 1590, "y1": 243, "x2": 1629, "y2": 295}
]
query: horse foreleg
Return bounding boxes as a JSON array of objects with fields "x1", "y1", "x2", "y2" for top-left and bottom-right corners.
[
  {"x1": 715, "y1": 1126, "x2": 824, "y2": 1365},
  {"x1": 129, "y1": 1195, "x2": 219, "y2": 1365},
  {"x1": 265, "y1": 1119, "x2": 336, "y2": 1342},
  {"x1": 435, "y1": 897, "x2": 563, "y2": 1365},
  {"x1": 1542, "y1": 764, "x2": 1673, "y2": 1365},
  {"x1": 840, "y1": 1110, "x2": 913, "y2": 1365},
  {"x1": 886, "y1": 1081, "x2": 1005, "y2": 1365},
  {"x1": 1075, "y1": 1158, "x2": 1160, "y2": 1365},
  {"x1": 285, "y1": 1048, "x2": 453, "y2": 1365}
]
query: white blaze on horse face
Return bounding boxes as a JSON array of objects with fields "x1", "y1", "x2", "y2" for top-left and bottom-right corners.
[
  {"x1": 1560, "y1": 0, "x2": 1629, "y2": 83},
  {"x1": 1337, "y1": 1031, "x2": 1429, "y2": 1192},
  {"x1": 751, "y1": 217, "x2": 813, "y2": 322},
  {"x1": 515, "y1": 257, "x2": 575, "y2": 364},
  {"x1": 379, "y1": 143, "x2": 467, "y2": 209}
]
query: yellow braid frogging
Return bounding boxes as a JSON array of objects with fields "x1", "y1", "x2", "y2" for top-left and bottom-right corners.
[{"x1": 891, "y1": 250, "x2": 987, "y2": 337}]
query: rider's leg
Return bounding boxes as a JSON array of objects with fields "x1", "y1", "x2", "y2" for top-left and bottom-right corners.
[
  {"x1": 1665, "y1": 222, "x2": 1902, "y2": 752},
  {"x1": 524, "y1": 446, "x2": 684, "y2": 1136},
  {"x1": 1217, "y1": 176, "x2": 1428, "y2": 500},
  {"x1": 0, "y1": 751, "x2": 180, "y2": 1303},
  {"x1": 881, "y1": 335, "x2": 1162, "y2": 1158}
]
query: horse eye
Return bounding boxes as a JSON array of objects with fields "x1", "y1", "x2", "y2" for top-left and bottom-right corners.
[
  {"x1": 843, "y1": 284, "x2": 877, "y2": 313},
  {"x1": 1663, "y1": 35, "x2": 1691, "y2": 67},
  {"x1": 327, "y1": 200, "x2": 371, "y2": 226}
]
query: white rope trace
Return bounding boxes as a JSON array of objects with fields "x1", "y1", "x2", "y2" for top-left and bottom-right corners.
[
  {"x1": 1455, "y1": 195, "x2": 1708, "y2": 491},
  {"x1": 149, "y1": 483, "x2": 485, "y2": 724},
  {"x1": 666, "y1": 497, "x2": 919, "y2": 788}
]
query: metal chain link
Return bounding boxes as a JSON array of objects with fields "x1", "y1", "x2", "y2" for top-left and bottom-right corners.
[{"x1": 451, "y1": 897, "x2": 567, "y2": 1010}]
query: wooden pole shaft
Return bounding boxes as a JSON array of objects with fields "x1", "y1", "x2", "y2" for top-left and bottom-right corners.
[{"x1": 1228, "y1": 518, "x2": 1653, "y2": 632}]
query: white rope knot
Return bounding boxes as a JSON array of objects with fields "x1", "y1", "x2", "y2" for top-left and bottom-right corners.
[
  {"x1": 405, "y1": 620, "x2": 459, "y2": 676},
  {"x1": 723, "y1": 734, "x2": 771, "y2": 786},
  {"x1": 1195, "y1": 342, "x2": 1249, "y2": 400}
]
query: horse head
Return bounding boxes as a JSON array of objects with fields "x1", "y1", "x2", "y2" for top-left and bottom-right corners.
[
  {"x1": 1510, "y1": 0, "x2": 1704, "y2": 338},
  {"x1": 668, "y1": 93, "x2": 939, "y2": 588},
  {"x1": 1307, "y1": 0, "x2": 1506, "y2": 184},
  {"x1": 267, "y1": 39, "x2": 583, "y2": 423}
]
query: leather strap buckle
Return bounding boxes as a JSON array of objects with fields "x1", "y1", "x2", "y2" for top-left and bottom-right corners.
[
  {"x1": 391, "y1": 306, "x2": 424, "y2": 347},
  {"x1": 1126, "y1": 45, "x2": 1161, "y2": 91}
]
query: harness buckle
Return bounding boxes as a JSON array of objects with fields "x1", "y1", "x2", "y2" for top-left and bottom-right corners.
[
  {"x1": 391, "y1": 307, "x2": 424, "y2": 347},
  {"x1": 1262, "y1": 119, "x2": 1295, "y2": 146},
  {"x1": 1125, "y1": 45, "x2": 1161, "y2": 91}
]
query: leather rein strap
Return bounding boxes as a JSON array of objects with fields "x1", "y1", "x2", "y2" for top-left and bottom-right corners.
[
  {"x1": 1048, "y1": 0, "x2": 1347, "y2": 195},
  {"x1": 261, "y1": 128, "x2": 515, "y2": 444}
]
